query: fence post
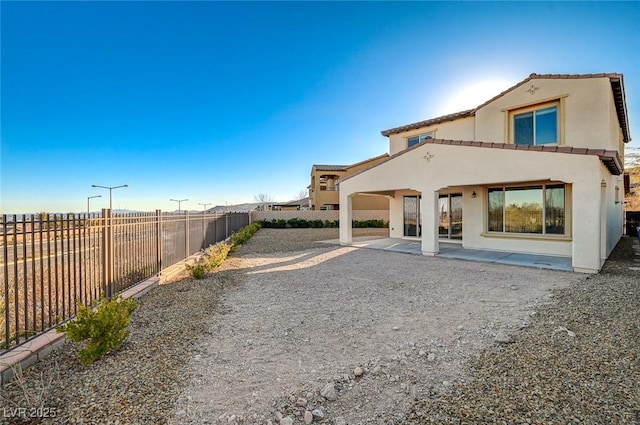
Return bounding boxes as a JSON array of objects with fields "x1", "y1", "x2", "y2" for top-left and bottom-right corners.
[
  {"x1": 184, "y1": 210, "x2": 190, "y2": 259},
  {"x1": 202, "y1": 212, "x2": 206, "y2": 248},
  {"x1": 101, "y1": 208, "x2": 114, "y2": 299},
  {"x1": 155, "y1": 209, "x2": 162, "y2": 273},
  {"x1": 225, "y1": 213, "x2": 229, "y2": 239}
]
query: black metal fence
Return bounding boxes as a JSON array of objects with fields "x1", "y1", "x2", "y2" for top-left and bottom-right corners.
[
  {"x1": 0, "y1": 210, "x2": 249, "y2": 353},
  {"x1": 626, "y1": 211, "x2": 640, "y2": 237}
]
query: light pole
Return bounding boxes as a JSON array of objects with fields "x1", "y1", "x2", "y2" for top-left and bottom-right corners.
[
  {"x1": 198, "y1": 202, "x2": 211, "y2": 213},
  {"x1": 170, "y1": 198, "x2": 188, "y2": 213},
  {"x1": 87, "y1": 195, "x2": 102, "y2": 215},
  {"x1": 91, "y1": 184, "x2": 128, "y2": 211}
]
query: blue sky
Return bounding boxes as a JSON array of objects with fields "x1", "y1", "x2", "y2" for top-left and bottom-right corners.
[{"x1": 1, "y1": 1, "x2": 639, "y2": 213}]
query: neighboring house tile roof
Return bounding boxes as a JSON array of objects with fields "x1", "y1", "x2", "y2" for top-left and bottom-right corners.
[
  {"x1": 313, "y1": 164, "x2": 349, "y2": 172},
  {"x1": 341, "y1": 138, "x2": 624, "y2": 183},
  {"x1": 312, "y1": 153, "x2": 389, "y2": 173},
  {"x1": 381, "y1": 73, "x2": 631, "y2": 143},
  {"x1": 348, "y1": 152, "x2": 390, "y2": 168},
  {"x1": 273, "y1": 197, "x2": 309, "y2": 207}
]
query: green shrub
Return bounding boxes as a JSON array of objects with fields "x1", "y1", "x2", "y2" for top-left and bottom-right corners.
[
  {"x1": 57, "y1": 296, "x2": 137, "y2": 365},
  {"x1": 230, "y1": 222, "x2": 261, "y2": 250},
  {"x1": 263, "y1": 219, "x2": 286, "y2": 228},
  {"x1": 188, "y1": 264, "x2": 208, "y2": 279},
  {"x1": 187, "y1": 242, "x2": 231, "y2": 278},
  {"x1": 207, "y1": 241, "x2": 232, "y2": 268},
  {"x1": 352, "y1": 219, "x2": 386, "y2": 228}
]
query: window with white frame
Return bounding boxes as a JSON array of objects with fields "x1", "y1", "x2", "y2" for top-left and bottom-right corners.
[
  {"x1": 407, "y1": 131, "x2": 434, "y2": 148},
  {"x1": 513, "y1": 104, "x2": 559, "y2": 145},
  {"x1": 488, "y1": 184, "x2": 565, "y2": 235}
]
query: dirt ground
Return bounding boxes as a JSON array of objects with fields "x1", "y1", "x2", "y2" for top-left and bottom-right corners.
[{"x1": 171, "y1": 229, "x2": 584, "y2": 424}]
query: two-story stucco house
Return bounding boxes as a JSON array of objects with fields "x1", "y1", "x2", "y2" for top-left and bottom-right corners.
[
  {"x1": 309, "y1": 154, "x2": 389, "y2": 210},
  {"x1": 339, "y1": 73, "x2": 631, "y2": 273}
]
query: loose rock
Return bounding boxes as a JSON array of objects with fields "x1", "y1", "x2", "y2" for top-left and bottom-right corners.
[
  {"x1": 321, "y1": 383, "x2": 338, "y2": 401},
  {"x1": 311, "y1": 409, "x2": 324, "y2": 420},
  {"x1": 494, "y1": 331, "x2": 515, "y2": 344},
  {"x1": 304, "y1": 410, "x2": 313, "y2": 424}
]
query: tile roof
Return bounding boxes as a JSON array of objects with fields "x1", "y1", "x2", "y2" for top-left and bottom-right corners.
[
  {"x1": 380, "y1": 109, "x2": 474, "y2": 137},
  {"x1": 380, "y1": 73, "x2": 631, "y2": 143},
  {"x1": 341, "y1": 138, "x2": 623, "y2": 183},
  {"x1": 313, "y1": 164, "x2": 349, "y2": 172},
  {"x1": 312, "y1": 153, "x2": 389, "y2": 173},
  {"x1": 273, "y1": 198, "x2": 310, "y2": 207},
  {"x1": 424, "y1": 139, "x2": 623, "y2": 175}
]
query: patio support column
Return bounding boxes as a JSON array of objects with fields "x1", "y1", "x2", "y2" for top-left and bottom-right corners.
[
  {"x1": 420, "y1": 189, "x2": 439, "y2": 256},
  {"x1": 571, "y1": 180, "x2": 602, "y2": 273},
  {"x1": 339, "y1": 193, "x2": 353, "y2": 245}
]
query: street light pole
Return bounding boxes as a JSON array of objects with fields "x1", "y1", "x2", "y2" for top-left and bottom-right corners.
[
  {"x1": 198, "y1": 202, "x2": 211, "y2": 213},
  {"x1": 91, "y1": 184, "x2": 128, "y2": 211},
  {"x1": 87, "y1": 195, "x2": 102, "y2": 215},
  {"x1": 170, "y1": 198, "x2": 189, "y2": 213}
]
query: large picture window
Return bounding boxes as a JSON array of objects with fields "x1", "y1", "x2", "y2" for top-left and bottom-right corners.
[
  {"x1": 488, "y1": 184, "x2": 565, "y2": 235},
  {"x1": 513, "y1": 104, "x2": 558, "y2": 145}
]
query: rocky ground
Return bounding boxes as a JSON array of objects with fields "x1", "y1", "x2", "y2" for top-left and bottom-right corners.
[
  {"x1": 407, "y1": 236, "x2": 640, "y2": 424},
  {"x1": 1, "y1": 228, "x2": 638, "y2": 425}
]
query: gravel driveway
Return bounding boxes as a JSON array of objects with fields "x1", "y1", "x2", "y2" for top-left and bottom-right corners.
[{"x1": 171, "y1": 229, "x2": 584, "y2": 424}]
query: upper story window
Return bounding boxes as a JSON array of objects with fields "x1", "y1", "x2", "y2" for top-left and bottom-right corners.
[
  {"x1": 512, "y1": 102, "x2": 559, "y2": 145},
  {"x1": 407, "y1": 131, "x2": 434, "y2": 148}
]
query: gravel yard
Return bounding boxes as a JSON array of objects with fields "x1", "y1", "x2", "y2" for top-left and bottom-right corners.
[{"x1": 1, "y1": 228, "x2": 639, "y2": 424}]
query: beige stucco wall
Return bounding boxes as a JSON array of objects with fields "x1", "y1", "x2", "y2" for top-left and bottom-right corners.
[
  {"x1": 352, "y1": 195, "x2": 389, "y2": 210},
  {"x1": 475, "y1": 77, "x2": 618, "y2": 149},
  {"x1": 343, "y1": 76, "x2": 627, "y2": 272},
  {"x1": 388, "y1": 117, "x2": 475, "y2": 155},
  {"x1": 340, "y1": 142, "x2": 621, "y2": 273}
]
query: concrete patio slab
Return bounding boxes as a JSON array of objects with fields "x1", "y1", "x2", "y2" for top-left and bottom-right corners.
[{"x1": 323, "y1": 237, "x2": 573, "y2": 272}]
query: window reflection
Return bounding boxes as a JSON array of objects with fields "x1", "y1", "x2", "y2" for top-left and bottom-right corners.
[
  {"x1": 505, "y1": 187, "x2": 543, "y2": 233},
  {"x1": 488, "y1": 184, "x2": 565, "y2": 235}
]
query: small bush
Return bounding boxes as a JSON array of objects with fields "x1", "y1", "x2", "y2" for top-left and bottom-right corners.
[
  {"x1": 188, "y1": 264, "x2": 208, "y2": 279},
  {"x1": 230, "y1": 222, "x2": 261, "y2": 250},
  {"x1": 352, "y1": 219, "x2": 386, "y2": 228},
  {"x1": 206, "y1": 241, "x2": 231, "y2": 268},
  {"x1": 57, "y1": 296, "x2": 137, "y2": 365},
  {"x1": 187, "y1": 242, "x2": 231, "y2": 278}
]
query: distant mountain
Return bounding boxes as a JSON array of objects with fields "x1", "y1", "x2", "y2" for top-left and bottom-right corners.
[{"x1": 208, "y1": 203, "x2": 262, "y2": 213}]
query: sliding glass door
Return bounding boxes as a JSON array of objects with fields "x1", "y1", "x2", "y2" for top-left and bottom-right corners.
[
  {"x1": 438, "y1": 194, "x2": 463, "y2": 240},
  {"x1": 403, "y1": 196, "x2": 420, "y2": 237}
]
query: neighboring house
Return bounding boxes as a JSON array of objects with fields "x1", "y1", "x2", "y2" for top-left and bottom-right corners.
[
  {"x1": 272, "y1": 198, "x2": 310, "y2": 211},
  {"x1": 309, "y1": 154, "x2": 389, "y2": 210},
  {"x1": 339, "y1": 73, "x2": 631, "y2": 273}
]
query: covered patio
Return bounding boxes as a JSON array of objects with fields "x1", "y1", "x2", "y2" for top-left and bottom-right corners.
[{"x1": 322, "y1": 236, "x2": 573, "y2": 272}]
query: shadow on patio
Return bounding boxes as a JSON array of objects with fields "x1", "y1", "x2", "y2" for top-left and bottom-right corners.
[{"x1": 320, "y1": 237, "x2": 573, "y2": 272}]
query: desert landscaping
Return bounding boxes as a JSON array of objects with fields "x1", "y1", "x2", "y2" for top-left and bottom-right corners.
[{"x1": 2, "y1": 228, "x2": 639, "y2": 424}]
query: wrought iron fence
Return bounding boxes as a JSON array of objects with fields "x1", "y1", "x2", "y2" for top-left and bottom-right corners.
[{"x1": 0, "y1": 210, "x2": 249, "y2": 353}]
